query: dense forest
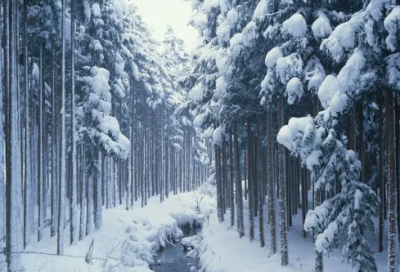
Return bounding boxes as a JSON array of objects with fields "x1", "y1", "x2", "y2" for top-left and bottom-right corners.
[
  {"x1": 1, "y1": 0, "x2": 400, "y2": 271},
  {"x1": 186, "y1": 0, "x2": 400, "y2": 272},
  {"x1": 0, "y1": 0, "x2": 209, "y2": 271}
]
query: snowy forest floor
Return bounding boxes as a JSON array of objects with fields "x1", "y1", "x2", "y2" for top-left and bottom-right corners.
[
  {"x1": 20, "y1": 188, "x2": 215, "y2": 272},
  {"x1": 21, "y1": 185, "x2": 392, "y2": 272},
  {"x1": 198, "y1": 197, "x2": 390, "y2": 272}
]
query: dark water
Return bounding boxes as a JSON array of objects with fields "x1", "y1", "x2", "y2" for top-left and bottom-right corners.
[{"x1": 152, "y1": 225, "x2": 201, "y2": 272}]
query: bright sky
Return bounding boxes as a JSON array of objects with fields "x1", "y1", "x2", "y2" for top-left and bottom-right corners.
[{"x1": 133, "y1": 0, "x2": 198, "y2": 52}]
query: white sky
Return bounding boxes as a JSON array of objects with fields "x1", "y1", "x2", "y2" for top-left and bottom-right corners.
[{"x1": 132, "y1": 0, "x2": 198, "y2": 52}]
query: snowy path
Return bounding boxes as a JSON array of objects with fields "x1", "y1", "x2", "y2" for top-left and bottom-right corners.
[{"x1": 20, "y1": 191, "x2": 215, "y2": 272}]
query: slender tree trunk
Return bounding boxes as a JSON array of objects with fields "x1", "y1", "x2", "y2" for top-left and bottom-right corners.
[
  {"x1": 79, "y1": 147, "x2": 86, "y2": 241},
  {"x1": 215, "y1": 140, "x2": 224, "y2": 223},
  {"x1": 222, "y1": 139, "x2": 228, "y2": 215},
  {"x1": 51, "y1": 48, "x2": 58, "y2": 238},
  {"x1": 395, "y1": 102, "x2": 400, "y2": 242},
  {"x1": 247, "y1": 120, "x2": 254, "y2": 241},
  {"x1": 386, "y1": 89, "x2": 397, "y2": 272},
  {"x1": 301, "y1": 166, "x2": 307, "y2": 238},
  {"x1": 229, "y1": 130, "x2": 235, "y2": 227},
  {"x1": 70, "y1": 0, "x2": 78, "y2": 244},
  {"x1": 57, "y1": 0, "x2": 67, "y2": 254},
  {"x1": 358, "y1": 106, "x2": 366, "y2": 183},
  {"x1": 94, "y1": 151, "x2": 102, "y2": 230},
  {"x1": 378, "y1": 94, "x2": 384, "y2": 253},
  {"x1": 233, "y1": 122, "x2": 244, "y2": 237},
  {"x1": 278, "y1": 98, "x2": 288, "y2": 266},
  {"x1": 267, "y1": 110, "x2": 276, "y2": 254},
  {"x1": 0, "y1": 2, "x2": 5, "y2": 267},
  {"x1": 23, "y1": 0, "x2": 31, "y2": 247},
  {"x1": 37, "y1": 45, "x2": 44, "y2": 242},
  {"x1": 5, "y1": 1, "x2": 23, "y2": 269},
  {"x1": 256, "y1": 123, "x2": 265, "y2": 248}
]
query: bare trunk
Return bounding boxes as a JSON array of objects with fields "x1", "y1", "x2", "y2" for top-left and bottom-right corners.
[
  {"x1": 278, "y1": 98, "x2": 288, "y2": 266},
  {"x1": 57, "y1": 0, "x2": 66, "y2": 254},
  {"x1": 386, "y1": 89, "x2": 397, "y2": 272},
  {"x1": 378, "y1": 94, "x2": 384, "y2": 253},
  {"x1": 267, "y1": 109, "x2": 276, "y2": 254},
  {"x1": 233, "y1": 122, "x2": 244, "y2": 237}
]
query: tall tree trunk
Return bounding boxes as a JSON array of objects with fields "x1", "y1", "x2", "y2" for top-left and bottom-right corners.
[
  {"x1": 233, "y1": 122, "x2": 244, "y2": 237},
  {"x1": 267, "y1": 109, "x2": 276, "y2": 254},
  {"x1": 395, "y1": 102, "x2": 400, "y2": 242},
  {"x1": 51, "y1": 48, "x2": 58, "y2": 238},
  {"x1": 278, "y1": 98, "x2": 288, "y2": 266},
  {"x1": 23, "y1": 0, "x2": 31, "y2": 247},
  {"x1": 301, "y1": 166, "x2": 307, "y2": 238},
  {"x1": 0, "y1": 0, "x2": 5, "y2": 264},
  {"x1": 222, "y1": 139, "x2": 228, "y2": 215},
  {"x1": 5, "y1": 0, "x2": 23, "y2": 269},
  {"x1": 215, "y1": 139, "x2": 224, "y2": 223},
  {"x1": 256, "y1": 123, "x2": 265, "y2": 248},
  {"x1": 246, "y1": 120, "x2": 254, "y2": 241},
  {"x1": 37, "y1": 45, "x2": 44, "y2": 242},
  {"x1": 378, "y1": 94, "x2": 384, "y2": 253},
  {"x1": 79, "y1": 147, "x2": 86, "y2": 241},
  {"x1": 94, "y1": 151, "x2": 102, "y2": 230},
  {"x1": 358, "y1": 106, "x2": 366, "y2": 183},
  {"x1": 70, "y1": 0, "x2": 78, "y2": 244},
  {"x1": 386, "y1": 89, "x2": 397, "y2": 272},
  {"x1": 229, "y1": 130, "x2": 235, "y2": 227},
  {"x1": 57, "y1": 0, "x2": 67, "y2": 255}
]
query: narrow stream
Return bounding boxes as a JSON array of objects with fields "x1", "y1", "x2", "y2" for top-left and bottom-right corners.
[{"x1": 152, "y1": 224, "x2": 202, "y2": 272}]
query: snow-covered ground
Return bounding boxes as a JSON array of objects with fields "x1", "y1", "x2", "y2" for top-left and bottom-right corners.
[
  {"x1": 21, "y1": 183, "x2": 390, "y2": 272},
  {"x1": 21, "y1": 188, "x2": 215, "y2": 272},
  {"x1": 198, "y1": 198, "x2": 389, "y2": 272}
]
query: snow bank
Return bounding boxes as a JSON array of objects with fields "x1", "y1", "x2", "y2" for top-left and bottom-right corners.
[{"x1": 21, "y1": 189, "x2": 215, "y2": 272}]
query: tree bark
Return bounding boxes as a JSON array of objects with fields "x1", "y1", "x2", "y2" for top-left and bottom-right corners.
[
  {"x1": 70, "y1": 0, "x2": 78, "y2": 244},
  {"x1": 278, "y1": 98, "x2": 288, "y2": 266},
  {"x1": 267, "y1": 109, "x2": 277, "y2": 254},
  {"x1": 256, "y1": 123, "x2": 265, "y2": 248},
  {"x1": 233, "y1": 122, "x2": 244, "y2": 237},
  {"x1": 57, "y1": 0, "x2": 67, "y2": 254},
  {"x1": 386, "y1": 89, "x2": 397, "y2": 272},
  {"x1": 378, "y1": 94, "x2": 384, "y2": 253}
]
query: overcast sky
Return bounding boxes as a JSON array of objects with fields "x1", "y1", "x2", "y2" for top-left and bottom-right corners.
[{"x1": 133, "y1": 0, "x2": 198, "y2": 52}]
